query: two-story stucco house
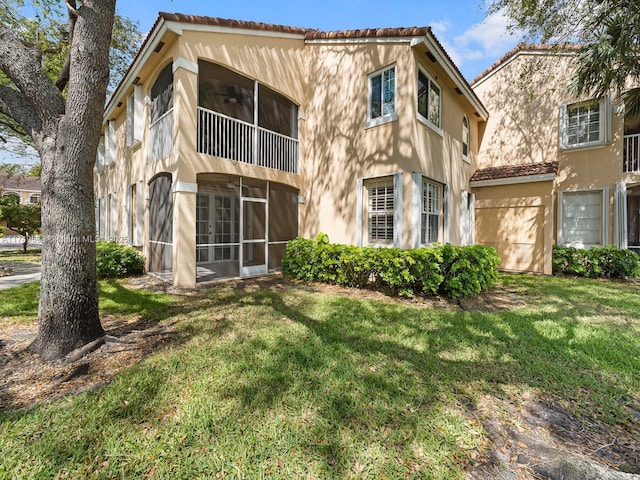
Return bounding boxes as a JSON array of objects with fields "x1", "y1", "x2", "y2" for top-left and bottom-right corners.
[
  {"x1": 94, "y1": 12, "x2": 488, "y2": 287},
  {"x1": 470, "y1": 44, "x2": 640, "y2": 275}
]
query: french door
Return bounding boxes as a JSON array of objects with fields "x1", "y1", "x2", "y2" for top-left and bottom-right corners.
[{"x1": 196, "y1": 193, "x2": 239, "y2": 264}]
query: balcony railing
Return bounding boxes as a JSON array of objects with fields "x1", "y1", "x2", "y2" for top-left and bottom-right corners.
[
  {"x1": 623, "y1": 133, "x2": 640, "y2": 173},
  {"x1": 197, "y1": 107, "x2": 299, "y2": 174},
  {"x1": 149, "y1": 110, "x2": 174, "y2": 162}
]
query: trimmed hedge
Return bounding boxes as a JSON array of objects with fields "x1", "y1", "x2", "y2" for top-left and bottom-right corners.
[
  {"x1": 96, "y1": 241, "x2": 145, "y2": 279},
  {"x1": 552, "y1": 245, "x2": 640, "y2": 279},
  {"x1": 282, "y1": 237, "x2": 500, "y2": 298}
]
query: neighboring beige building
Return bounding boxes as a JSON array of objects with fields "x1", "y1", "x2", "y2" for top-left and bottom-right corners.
[
  {"x1": 471, "y1": 45, "x2": 640, "y2": 274},
  {"x1": 95, "y1": 12, "x2": 488, "y2": 287},
  {"x1": 0, "y1": 173, "x2": 41, "y2": 206}
]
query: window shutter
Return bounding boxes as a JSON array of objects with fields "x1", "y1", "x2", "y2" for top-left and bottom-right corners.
[
  {"x1": 393, "y1": 173, "x2": 403, "y2": 248},
  {"x1": 443, "y1": 184, "x2": 450, "y2": 244},
  {"x1": 95, "y1": 200, "x2": 100, "y2": 239},
  {"x1": 460, "y1": 190, "x2": 468, "y2": 246},
  {"x1": 412, "y1": 172, "x2": 422, "y2": 248},
  {"x1": 559, "y1": 104, "x2": 568, "y2": 149},
  {"x1": 96, "y1": 136, "x2": 105, "y2": 172},
  {"x1": 134, "y1": 85, "x2": 143, "y2": 142},
  {"x1": 136, "y1": 181, "x2": 143, "y2": 246},
  {"x1": 614, "y1": 183, "x2": 628, "y2": 249},
  {"x1": 469, "y1": 192, "x2": 476, "y2": 245},
  {"x1": 356, "y1": 178, "x2": 363, "y2": 246},
  {"x1": 557, "y1": 190, "x2": 564, "y2": 245},
  {"x1": 105, "y1": 121, "x2": 116, "y2": 165},
  {"x1": 126, "y1": 95, "x2": 134, "y2": 146},
  {"x1": 126, "y1": 185, "x2": 132, "y2": 243},
  {"x1": 602, "y1": 187, "x2": 610, "y2": 245}
]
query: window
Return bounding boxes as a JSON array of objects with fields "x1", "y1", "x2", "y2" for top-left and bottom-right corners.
[
  {"x1": 367, "y1": 65, "x2": 396, "y2": 127},
  {"x1": 95, "y1": 136, "x2": 105, "y2": 172},
  {"x1": 150, "y1": 63, "x2": 173, "y2": 125},
  {"x1": 559, "y1": 190, "x2": 606, "y2": 247},
  {"x1": 421, "y1": 180, "x2": 441, "y2": 244},
  {"x1": 29, "y1": 194, "x2": 41, "y2": 204},
  {"x1": 462, "y1": 116, "x2": 470, "y2": 161},
  {"x1": 560, "y1": 97, "x2": 610, "y2": 149},
  {"x1": 417, "y1": 68, "x2": 441, "y2": 131},
  {"x1": 367, "y1": 177, "x2": 394, "y2": 244}
]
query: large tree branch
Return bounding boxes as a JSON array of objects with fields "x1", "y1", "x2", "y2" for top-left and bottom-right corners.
[
  {"x1": 0, "y1": 85, "x2": 42, "y2": 140},
  {"x1": 0, "y1": 22, "x2": 65, "y2": 124},
  {"x1": 56, "y1": 0, "x2": 78, "y2": 92}
]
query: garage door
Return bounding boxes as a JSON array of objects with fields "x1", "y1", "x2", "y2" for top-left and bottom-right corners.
[{"x1": 475, "y1": 206, "x2": 544, "y2": 273}]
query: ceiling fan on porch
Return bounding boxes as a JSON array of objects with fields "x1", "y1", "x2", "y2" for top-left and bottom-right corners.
[{"x1": 217, "y1": 86, "x2": 249, "y2": 106}]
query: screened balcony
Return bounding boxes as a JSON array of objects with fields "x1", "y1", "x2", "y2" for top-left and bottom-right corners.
[
  {"x1": 624, "y1": 118, "x2": 640, "y2": 173},
  {"x1": 196, "y1": 61, "x2": 299, "y2": 174}
]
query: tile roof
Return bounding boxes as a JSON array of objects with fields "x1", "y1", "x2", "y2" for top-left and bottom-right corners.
[
  {"x1": 470, "y1": 161, "x2": 558, "y2": 182},
  {"x1": 0, "y1": 174, "x2": 41, "y2": 192}
]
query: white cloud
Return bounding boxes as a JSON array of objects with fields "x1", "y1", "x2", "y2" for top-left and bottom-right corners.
[{"x1": 431, "y1": 11, "x2": 522, "y2": 79}]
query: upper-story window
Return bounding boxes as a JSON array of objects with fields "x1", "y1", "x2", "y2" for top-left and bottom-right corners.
[
  {"x1": 417, "y1": 67, "x2": 441, "y2": 132},
  {"x1": 367, "y1": 65, "x2": 397, "y2": 127},
  {"x1": 462, "y1": 115, "x2": 470, "y2": 162},
  {"x1": 560, "y1": 97, "x2": 610, "y2": 150},
  {"x1": 150, "y1": 63, "x2": 173, "y2": 125}
]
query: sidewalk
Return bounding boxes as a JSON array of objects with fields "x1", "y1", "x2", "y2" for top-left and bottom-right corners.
[{"x1": 0, "y1": 261, "x2": 41, "y2": 290}]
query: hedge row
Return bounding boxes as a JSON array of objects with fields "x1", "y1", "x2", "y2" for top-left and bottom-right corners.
[
  {"x1": 552, "y1": 245, "x2": 640, "y2": 279},
  {"x1": 281, "y1": 237, "x2": 500, "y2": 298},
  {"x1": 96, "y1": 241, "x2": 145, "y2": 279}
]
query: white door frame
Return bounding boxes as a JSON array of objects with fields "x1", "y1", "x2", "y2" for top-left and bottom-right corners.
[{"x1": 239, "y1": 178, "x2": 269, "y2": 277}]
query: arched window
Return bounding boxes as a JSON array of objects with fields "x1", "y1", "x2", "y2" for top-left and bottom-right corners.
[
  {"x1": 462, "y1": 115, "x2": 470, "y2": 160},
  {"x1": 150, "y1": 63, "x2": 173, "y2": 124}
]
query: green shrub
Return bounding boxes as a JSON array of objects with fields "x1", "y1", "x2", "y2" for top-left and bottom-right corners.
[
  {"x1": 552, "y1": 245, "x2": 640, "y2": 279},
  {"x1": 96, "y1": 241, "x2": 145, "y2": 279},
  {"x1": 282, "y1": 236, "x2": 499, "y2": 299}
]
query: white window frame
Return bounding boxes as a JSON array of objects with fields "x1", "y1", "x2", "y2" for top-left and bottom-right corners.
[
  {"x1": 366, "y1": 64, "x2": 398, "y2": 128},
  {"x1": 367, "y1": 177, "x2": 395, "y2": 245},
  {"x1": 104, "y1": 120, "x2": 116, "y2": 166},
  {"x1": 560, "y1": 96, "x2": 611, "y2": 150},
  {"x1": 417, "y1": 65, "x2": 442, "y2": 135},
  {"x1": 462, "y1": 115, "x2": 470, "y2": 163},
  {"x1": 421, "y1": 179, "x2": 442, "y2": 245},
  {"x1": 558, "y1": 188, "x2": 609, "y2": 248}
]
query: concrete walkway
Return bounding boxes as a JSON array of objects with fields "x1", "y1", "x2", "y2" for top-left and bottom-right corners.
[{"x1": 0, "y1": 261, "x2": 41, "y2": 290}]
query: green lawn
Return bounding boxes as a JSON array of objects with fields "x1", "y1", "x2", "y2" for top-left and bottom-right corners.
[
  {"x1": 0, "y1": 274, "x2": 639, "y2": 479},
  {"x1": 0, "y1": 247, "x2": 41, "y2": 263}
]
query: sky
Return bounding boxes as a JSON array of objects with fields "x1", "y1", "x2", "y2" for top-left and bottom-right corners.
[
  {"x1": 118, "y1": 0, "x2": 521, "y2": 81},
  {"x1": 1, "y1": 0, "x2": 522, "y2": 165}
]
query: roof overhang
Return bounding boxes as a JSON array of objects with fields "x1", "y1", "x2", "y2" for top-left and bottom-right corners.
[
  {"x1": 411, "y1": 36, "x2": 489, "y2": 121},
  {"x1": 470, "y1": 172, "x2": 556, "y2": 188}
]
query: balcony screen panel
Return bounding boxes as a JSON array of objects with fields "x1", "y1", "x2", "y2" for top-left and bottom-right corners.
[
  {"x1": 198, "y1": 60, "x2": 254, "y2": 124},
  {"x1": 150, "y1": 63, "x2": 173, "y2": 124},
  {"x1": 258, "y1": 84, "x2": 298, "y2": 138}
]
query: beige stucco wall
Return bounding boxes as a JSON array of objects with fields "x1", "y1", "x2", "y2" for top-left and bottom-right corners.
[
  {"x1": 301, "y1": 40, "x2": 481, "y2": 248},
  {"x1": 473, "y1": 51, "x2": 640, "y2": 268}
]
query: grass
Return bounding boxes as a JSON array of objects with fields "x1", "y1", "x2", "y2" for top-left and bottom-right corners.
[
  {"x1": 0, "y1": 274, "x2": 639, "y2": 479},
  {"x1": 0, "y1": 248, "x2": 41, "y2": 263}
]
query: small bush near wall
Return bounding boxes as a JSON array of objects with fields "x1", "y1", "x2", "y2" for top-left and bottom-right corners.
[
  {"x1": 282, "y1": 237, "x2": 500, "y2": 299},
  {"x1": 552, "y1": 245, "x2": 640, "y2": 279},
  {"x1": 96, "y1": 241, "x2": 145, "y2": 279}
]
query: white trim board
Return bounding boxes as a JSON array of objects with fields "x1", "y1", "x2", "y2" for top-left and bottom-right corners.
[{"x1": 470, "y1": 173, "x2": 556, "y2": 188}]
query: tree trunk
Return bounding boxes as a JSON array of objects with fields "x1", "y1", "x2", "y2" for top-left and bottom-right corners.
[
  {"x1": 22, "y1": 236, "x2": 27, "y2": 252},
  {"x1": 29, "y1": 1, "x2": 116, "y2": 361}
]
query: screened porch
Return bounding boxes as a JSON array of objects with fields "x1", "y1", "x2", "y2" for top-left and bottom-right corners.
[{"x1": 195, "y1": 174, "x2": 298, "y2": 283}]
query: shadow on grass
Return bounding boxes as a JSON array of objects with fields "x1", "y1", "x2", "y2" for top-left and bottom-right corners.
[{"x1": 1, "y1": 275, "x2": 638, "y2": 478}]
